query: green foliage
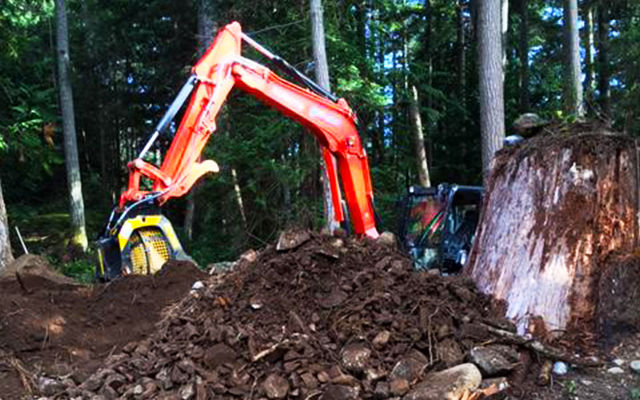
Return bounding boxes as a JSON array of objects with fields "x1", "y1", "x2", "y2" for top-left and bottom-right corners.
[
  {"x1": 57, "y1": 258, "x2": 95, "y2": 284},
  {"x1": 563, "y1": 379, "x2": 578, "y2": 396},
  {"x1": 2, "y1": 0, "x2": 640, "y2": 270}
]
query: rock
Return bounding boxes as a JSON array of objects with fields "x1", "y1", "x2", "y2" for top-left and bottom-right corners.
[
  {"x1": 553, "y1": 361, "x2": 568, "y2": 375},
  {"x1": 103, "y1": 373, "x2": 126, "y2": 393},
  {"x1": 480, "y1": 377, "x2": 509, "y2": 391},
  {"x1": 156, "y1": 368, "x2": 173, "y2": 390},
  {"x1": 613, "y1": 358, "x2": 625, "y2": 366},
  {"x1": 37, "y1": 376, "x2": 66, "y2": 396},
  {"x1": 373, "y1": 381, "x2": 389, "y2": 399},
  {"x1": 607, "y1": 366, "x2": 624, "y2": 374},
  {"x1": 365, "y1": 368, "x2": 386, "y2": 382},
  {"x1": 262, "y1": 373, "x2": 289, "y2": 399},
  {"x1": 372, "y1": 330, "x2": 391, "y2": 349},
  {"x1": 469, "y1": 346, "x2": 517, "y2": 376},
  {"x1": 203, "y1": 343, "x2": 237, "y2": 368},
  {"x1": 208, "y1": 261, "x2": 236, "y2": 273},
  {"x1": 99, "y1": 384, "x2": 119, "y2": 400},
  {"x1": 320, "y1": 287, "x2": 348, "y2": 308},
  {"x1": 79, "y1": 374, "x2": 103, "y2": 392},
  {"x1": 179, "y1": 382, "x2": 195, "y2": 400},
  {"x1": 276, "y1": 230, "x2": 311, "y2": 251},
  {"x1": 300, "y1": 372, "x2": 318, "y2": 389},
  {"x1": 512, "y1": 113, "x2": 549, "y2": 137},
  {"x1": 390, "y1": 350, "x2": 428, "y2": 382},
  {"x1": 319, "y1": 384, "x2": 360, "y2": 400},
  {"x1": 404, "y1": 363, "x2": 482, "y2": 400},
  {"x1": 340, "y1": 343, "x2": 372, "y2": 374},
  {"x1": 377, "y1": 231, "x2": 397, "y2": 247},
  {"x1": 437, "y1": 338, "x2": 464, "y2": 366},
  {"x1": 133, "y1": 385, "x2": 144, "y2": 395},
  {"x1": 191, "y1": 281, "x2": 205, "y2": 290},
  {"x1": 389, "y1": 378, "x2": 409, "y2": 396},
  {"x1": 630, "y1": 360, "x2": 640, "y2": 373}
]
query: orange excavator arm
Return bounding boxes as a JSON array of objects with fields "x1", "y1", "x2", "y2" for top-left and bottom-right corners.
[{"x1": 119, "y1": 22, "x2": 378, "y2": 238}]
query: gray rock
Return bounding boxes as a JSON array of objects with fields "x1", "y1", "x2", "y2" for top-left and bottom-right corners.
[
  {"x1": 191, "y1": 281, "x2": 204, "y2": 290},
  {"x1": 373, "y1": 381, "x2": 390, "y2": 399},
  {"x1": 613, "y1": 358, "x2": 625, "y2": 366},
  {"x1": 180, "y1": 382, "x2": 195, "y2": 400},
  {"x1": 404, "y1": 363, "x2": 482, "y2": 400},
  {"x1": 390, "y1": 350, "x2": 428, "y2": 382},
  {"x1": 469, "y1": 346, "x2": 517, "y2": 377},
  {"x1": 276, "y1": 230, "x2": 311, "y2": 251},
  {"x1": 377, "y1": 232, "x2": 397, "y2": 247},
  {"x1": 512, "y1": 113, "x2": 549, "y2": 137},
  {"x1": 480, "y1": 377, "x2": 509, "y2": 391},
  {"x1": 319, "y1": 384, "x2": 360, "y2": 400},
  {"x1": 340, "y1": 343, "x2": 372, "y2": 374},
  {"x1": 630, "y1": 360, "x2": 640, "y2": 373},
  {"x1": 262, "y1": 373, "x2": 289, "y2": 399},
  {"x1": 103, "y1": 373, "x2": 126, "y2": 394},
  {"x1": 607, "y1": 366, "x2": 625, "y2": 374},
  {"x1": 37, "y1": 376, "x2": 66, "y2": 396}
]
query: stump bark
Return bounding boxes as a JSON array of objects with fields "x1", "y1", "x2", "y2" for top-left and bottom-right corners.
[{"x1": 467, "y1": 127, "x2": 640, "y2": 335}]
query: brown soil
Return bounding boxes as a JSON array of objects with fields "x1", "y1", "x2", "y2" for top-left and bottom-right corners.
[
  {"x1": 0, "y1": 256, "x2": 206, "y2": 399},
  {"x1": 61, "y1": 232, "x2": 523, "y2": 399}
]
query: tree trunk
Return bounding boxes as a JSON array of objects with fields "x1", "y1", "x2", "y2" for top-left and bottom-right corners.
[
  {"x1": 467, "y1": 130, "x2": 639, "y2": 336},
  {"x1": 477, "y1": 0, "x2": 505, "y2": 183},
  {"x1": 562, "y1": 0, "x2": 585, "y2": 117},
  {"x1": 583, "y1": 2, "x2": 595, "y2": 109},
  {"x1": 596, "y1": 3, "x2": 611, "y2": 118},
  {"x1": 184, "y1": 0, "x2": 217, "y2": 241},
  {"x1": 310, "y1": 0, "x2": 339, "y2": 233},
  {"x1": 409, "y1": 86, "x2": 431, "y2": 187},
  {"x1": 457, "y1": 1, "x2": 467, "y2": 119},
  {"x1": 231, "y1": 168, "x2": 248, "y2": 230},
  {"x1": 517, "y1": 0, "x2": 530, "y2": 112},
  {"x1": 0, "y1": 178, "x2": 13, "y2": 272},
  {"x1": 501, "y1": 0, "x2": 509, "y2": 73},
  {"x1": 56, "y1": 0, "x2": 88, "y2": 251}
]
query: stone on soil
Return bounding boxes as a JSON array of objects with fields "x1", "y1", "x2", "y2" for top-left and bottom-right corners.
[
  {"x1": 390, "y1": 350, "x2": 428, "y2": 382},
  {"x1": 404, "y1": 363, "x2": 482, "y2": 400},
  {"x1": 340, "y1": 343, "x2": 372, "y2": 374},
  {"x1": 469, "y1": 345, "x2": 517, "y2": 376},
  {"x1": 263, "y1": 373, "x2": 289, "y2": 399}
]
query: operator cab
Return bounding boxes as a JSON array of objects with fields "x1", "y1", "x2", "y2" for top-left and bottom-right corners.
[{"x1": 399, "y1": 184, "x2": 483, "y2": 274}]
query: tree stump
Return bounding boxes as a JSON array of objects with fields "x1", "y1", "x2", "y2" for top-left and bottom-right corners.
[{"x1": 467, "y1": 127, "x2": 640, "y2": 335}]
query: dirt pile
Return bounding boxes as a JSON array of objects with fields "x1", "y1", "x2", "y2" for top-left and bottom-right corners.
[
  {"x1": 63, "y1": 232, "x2": 522, "y2": 399},
  {"x1": 0, "y1": 257, "x2": 206, "y2": 399}
]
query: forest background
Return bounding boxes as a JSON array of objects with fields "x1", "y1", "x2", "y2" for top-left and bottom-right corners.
[{"x1": 0, "y1": 0, "x2": 638, "y2": 277}]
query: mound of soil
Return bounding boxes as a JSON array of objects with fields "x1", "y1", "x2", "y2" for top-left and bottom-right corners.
[
  {"x1": 64, "y1": 232, "x2": 522, "y2": 399},
  {"x1": 0, "y1": 257, "x2": 206, "y2": 399}
]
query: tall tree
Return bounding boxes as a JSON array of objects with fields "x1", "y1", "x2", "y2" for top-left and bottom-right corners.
[
  {"x1": 0, "y1": 178, "x2": 13, "y2": 272},
  {"x1": 185, "y1": 0, "x2": 217, "y2": 241},
  {"x1": 518, "y1": 0, "x2": 530, "y2": 112},
  {"x1": 409, "y1": 86, "x2": 431, "y2": 187},
  {"x1": 477, "y1": 0, "x2": 505, "y2": 182},
  {"x1": 501, "y1": 0, "x2": 509, "y2": 72},
  {"x1": 55, "y1": 0, "x2": 88, "y2": 250},
  {"x1": 562, "y1": 0, "x2": 585, "y2": 117},
  {"x1": 596, "y1": 2, "x2": 611, "y2": 118},
  {"x1": 310, "y1": 0, "x2": 339, "y2": 233},
  {"x1": 583, "y1": 1, "x2": 596, "y2": 108}
]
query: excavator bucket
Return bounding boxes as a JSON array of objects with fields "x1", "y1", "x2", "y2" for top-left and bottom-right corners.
[{"x1": 96, "y1": 213, "x2": 189, "y2": 280}]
